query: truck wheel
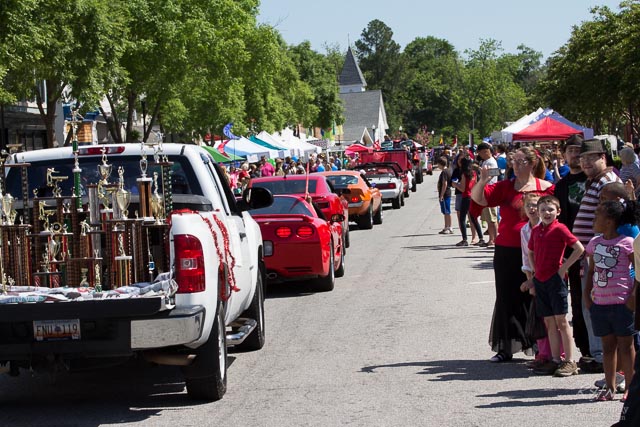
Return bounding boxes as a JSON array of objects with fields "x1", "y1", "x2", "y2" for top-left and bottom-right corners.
[
  {"x1": 184, "y1": 302, "x2": 227, "y2": 401},
  {"x1": 373, "y1": 205, "x2": 383, "y2": 224},
  {"x1": 335, "y1": 247, "x2": 345, "y2": 278},
  {"x1": 400, "y1": 194, "x2": 405, "y2": 206},
  {"x1": 411, "y1": 180, "x2": 417, "y2": 192},
  {"x1": 358, "y1": 205, "x2": 373, "y2": 230},
  {"x1": 416, "y1": 171, "x2": 423, "y2": 183},
  {"x1": 236, "y1": 263, "x2": 266, "y2": 351},
  {"x1": 315, "y1": 243, "x2": 335, "y2": 292}
]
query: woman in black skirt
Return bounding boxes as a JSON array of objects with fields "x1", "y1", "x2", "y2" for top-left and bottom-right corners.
[{"x1": 471, "y1": 146, "x2": 555, "y2": 362}]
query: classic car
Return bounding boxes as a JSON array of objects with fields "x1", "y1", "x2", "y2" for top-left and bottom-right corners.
[
  {"x1": 247, "y1": 195, "x2": 345, "y2": 291},
  {"x1": 249, "y1": 174, "x2": 350, "y2": 248},
  {"x1": 317, "y1": 171, "x2": 382, "y2": 229},
  {"x1": 356, "y1": 162, "x2": 405, "y2": 209}
]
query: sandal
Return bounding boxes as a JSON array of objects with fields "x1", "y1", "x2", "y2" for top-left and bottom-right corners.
[
  {"x1": 489, "y1": 352, "x2": 512, "y2": 363},
  {"x1": 455, "y1": 240, "x2": 469, "y2": 247},
  {"x1": 594, "y1": 388, "x2": 615, "y2": 402}
]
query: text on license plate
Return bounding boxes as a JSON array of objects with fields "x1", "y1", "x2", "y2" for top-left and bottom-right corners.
[{"x1": 33, "y1": 319, "x2": 81, "y2": 341}]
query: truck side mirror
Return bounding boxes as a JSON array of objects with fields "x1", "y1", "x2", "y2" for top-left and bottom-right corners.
[
  {"x1": 330, "y1": 213, "x2": 345, "y2": 223},
  {"x1": 239, "y1": 187, "x2": 273, "y2": 211}
]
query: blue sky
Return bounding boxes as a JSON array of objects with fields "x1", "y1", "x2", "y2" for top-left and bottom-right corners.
[{"x1": 258, "y1": 0, "x2": 623, "y2": 59}]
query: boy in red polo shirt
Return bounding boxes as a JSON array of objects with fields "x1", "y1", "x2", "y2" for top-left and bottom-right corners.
[{"x1": 527, "y1": 195, "x2": 585, "y2": 376}]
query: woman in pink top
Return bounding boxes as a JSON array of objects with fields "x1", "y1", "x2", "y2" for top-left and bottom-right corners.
[{"x1": 471, "y1": 146, "x2": 554, "y2": 362}]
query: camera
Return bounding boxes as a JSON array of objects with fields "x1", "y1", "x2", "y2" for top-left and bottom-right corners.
[{"x1": 487, "y1": 168, "x2": 501, "y2": 177}]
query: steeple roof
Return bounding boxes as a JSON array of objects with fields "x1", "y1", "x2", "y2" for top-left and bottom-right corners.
[{"x1": 339, "y1": 47, "x2": 367, "y2": 88}]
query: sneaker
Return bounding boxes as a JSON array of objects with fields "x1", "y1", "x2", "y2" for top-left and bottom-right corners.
[
  {"x1": 489, "y1": 352, "x2": 512, "y2": 363},
  {"x1": 455, "y1": 240, "x2": 469, "y2": 247},
  {"x1": 580, "y1": 360, "x2": 604, "y2": 373},
  {"x1": 526, "y1": 359, "x2": 548, "y2": 369},
  {"x1": 438, "y1": 229, "x2": 448, "y2": 234},
  {"x1": 554, "y1": 360, "x2": 579, "y2": 377},
  {"x1": 473, "y1": 240, "x2": 486, "y2": 246},
  {"x1": 594, "y1": 388, "x2": 615, "y2": 402},
  {"x1": 594, "y1": 372, "x2": 625, "y2": 392},
  {"x1": 533, "y1": 360, "x2": 560, "y2": 375},
  {"x1": 443, "y1": 228, "x2": 453, "y2": 234}
]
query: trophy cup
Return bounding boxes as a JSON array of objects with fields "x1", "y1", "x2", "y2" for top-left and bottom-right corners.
[
  {"x1": 137, "y1": 143, "x2": 153, "y2": 220},
  {"x1": 2, "y1": 192, "x2": 14, "y2": 225},
  {"x1": 151, "y1": 172, "x2": 164, "y2": 225},
  {"x1": 79, "y1": 268, "x2": 89, "y2": 287},
  {"x1": 47, "y1": 237, "x2": 60, "y2": 263},
  {"x1": 114, "y1": 233, "x2": 132, "y2": 287},
  {"x1": 97, "y1": 147, "x2": 113, "y2": 212},
  {"x1": 115, "y1": 166, "x2": 131, "y2": 220}
]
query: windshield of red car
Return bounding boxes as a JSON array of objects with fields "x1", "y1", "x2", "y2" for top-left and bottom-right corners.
[
  {"x1": 252, "y1": 179, "x2": 318, "y2": 195},
  {"x1": 248, "y1": 196, "x2": 314, "y2": 216}
]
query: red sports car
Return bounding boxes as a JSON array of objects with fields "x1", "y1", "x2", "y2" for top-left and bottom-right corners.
[
  {"x1": 248, "y1": 195, "x2": 345, "y2": 291},
  {"x1": 249, "y1": 175, "x2": 350, "y2": 248}
]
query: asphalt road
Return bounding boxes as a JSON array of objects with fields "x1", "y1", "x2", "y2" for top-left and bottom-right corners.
[{"x1": 0, "y1": 173, "x2": 625, "y2": 427}]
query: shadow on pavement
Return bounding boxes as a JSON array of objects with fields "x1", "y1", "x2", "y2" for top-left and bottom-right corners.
[
  {"x1": 266, "y1": 281, "x2": 322, "y2": 299},
  {"x1": 475, "y1": 387, "x2": 595, "y2": 408},
  {"x1": 360, "y1": 359, "x2": 534, "y2": 381},
  {"x1": 0, "y1": 358, "x2": 220, "y2": 427}
]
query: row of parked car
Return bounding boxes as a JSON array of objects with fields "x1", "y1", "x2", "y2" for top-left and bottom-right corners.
[{"x1": 245, "y1": 149, "x2": 423, "y2": 292}]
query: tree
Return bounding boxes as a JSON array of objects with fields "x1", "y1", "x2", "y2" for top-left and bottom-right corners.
[
  {"x1": 354, "y1": 20, "x2": 406, "y2": 129},
  {"x1": 287, "y1": 41, "x2": 343, "y2": 130},
  {"x1": 401, "y1": 37, "x2": 466, "y2": 135},
  {"x1": 2, "y1": 0, "x2": 127, "y2": 147}
]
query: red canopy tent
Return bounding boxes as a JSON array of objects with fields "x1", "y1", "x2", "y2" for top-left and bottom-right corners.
[
  {"x1": 512, "y1": 116, "x2": 587, "y2": 141},
  {"x1": 344, "y1": 143, "x2": 372, "y2": 155}
]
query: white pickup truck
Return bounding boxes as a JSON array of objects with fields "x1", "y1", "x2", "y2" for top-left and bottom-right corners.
[{"x1": 0, "y1": 143, "x2": 272, "y2": 401}]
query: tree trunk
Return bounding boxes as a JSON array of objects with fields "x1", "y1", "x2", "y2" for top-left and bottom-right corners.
[
  {"x1": 125, "y1": 91, "x2": 136, "y2": 143},
  {"x1": 143, "y1": 99, "x2": 162, "y2": 143},
  {"x1": 35, "y1": 80, "x2": 60, "y2": 149},
  {"x1": 101, "y1": 93, "x2": 123, "y2": 144}
]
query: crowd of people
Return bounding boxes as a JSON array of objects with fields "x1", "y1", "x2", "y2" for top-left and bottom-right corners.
[
  {"x1": 222, "y1": 153, "x2": 353, "y2": 195},
  {"x1": 436, "y1": 136, "x2": 640, "y2": 425}
]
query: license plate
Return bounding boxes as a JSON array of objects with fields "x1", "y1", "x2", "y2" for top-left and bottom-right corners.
[{"x1": 33, "y1": 319, "x2": 81, "y2": 342}]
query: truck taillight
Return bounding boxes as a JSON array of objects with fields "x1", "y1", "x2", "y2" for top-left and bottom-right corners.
[{"x1": 174, "y1": 234, "x2": 205, "y2": 293}]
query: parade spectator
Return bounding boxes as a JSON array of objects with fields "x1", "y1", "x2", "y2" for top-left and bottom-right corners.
[
  {"x1": 526, "y1": 195, "x2": 584, "y2": 376},
  {"x1": 452, "y1": 158, "x2": 483, "y2": 246},
  {"x1": 260, "y1": 156, "x2": 275, "y2": 177},
  {"x1": 585, "y1": 200, "x2": 636, "y2": 401},
  {"x1": 436, "y1": 156, "x2": 453, "y2": 235},
  {"x1": 496, "y1": 144, "x2": 507, "y2": 180},
  {"x1": 238, "y1": 163, "x2": 251, "y2": 191},
  {"x1": 518, "y1": 192, "x2": 557, "y2": 369},
  {"x1": 614, "y1": 230, "x2": 640, "y2": 424},
  {"x1": 553, "y1": 134, "x2": 591, "y2": 365},
  {"x1": 572, "y1": 138, "x2": 622, "y2": 373},
  {"x1": 476, "y1": 143, "x2": 498, "y2": 247},
  {"x1": 471, "y1": 146, "x2": 554, "y2": 362},
  {"x1": 274, "y1": 159, "x2": 285, "y2": 176},
  {"x1": 619, "y1": 147, "x2": 640, "y2": 198}
]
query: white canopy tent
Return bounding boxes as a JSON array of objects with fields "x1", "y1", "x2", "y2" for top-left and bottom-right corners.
[
  {"x1": 256, "y1": 131, "x2": 301, "y2": 158},
  {"x1": 500, "y1": 108, "x2": 544, "y2": 143},
  {"x1": 273, "y1": 128, "x2": 322, "y2": 157},
  {"x1": 215, "y1": 137, "x2": 279, "y2": 162}
]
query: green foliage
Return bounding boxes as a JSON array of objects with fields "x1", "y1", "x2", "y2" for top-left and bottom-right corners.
[{"x1": 537, "y1": 1, "x2": 640, "y2": 137}]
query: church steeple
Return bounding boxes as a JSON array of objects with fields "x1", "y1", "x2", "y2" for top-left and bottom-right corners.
[{"x1": 339, "y1": 47, "x2": 367, "y2": 93}]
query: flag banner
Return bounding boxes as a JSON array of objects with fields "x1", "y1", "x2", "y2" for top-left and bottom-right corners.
[
  {"x1": 223, "y1": 123, "x2": 240, "y2": 140},
  {"x1": 218, "y1": 139, "x2": 230, "y2": 154}
]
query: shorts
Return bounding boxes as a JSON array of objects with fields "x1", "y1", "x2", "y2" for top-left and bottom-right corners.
[
  {"x1": 534, "y1": 273, "x2": 568, "y2": 317},
  {"x1": 589, "y1": 303, "x2": 636, "y2": 337},
  {"x1": 481, "y1": 206, "x2": 497, "y2": 223},
  {"x1": 439, "y1": 197, "x2": 451, "y2": 215},
  {"x1": 454, "y1": 194, "x2": 462, "y2": 211}
]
